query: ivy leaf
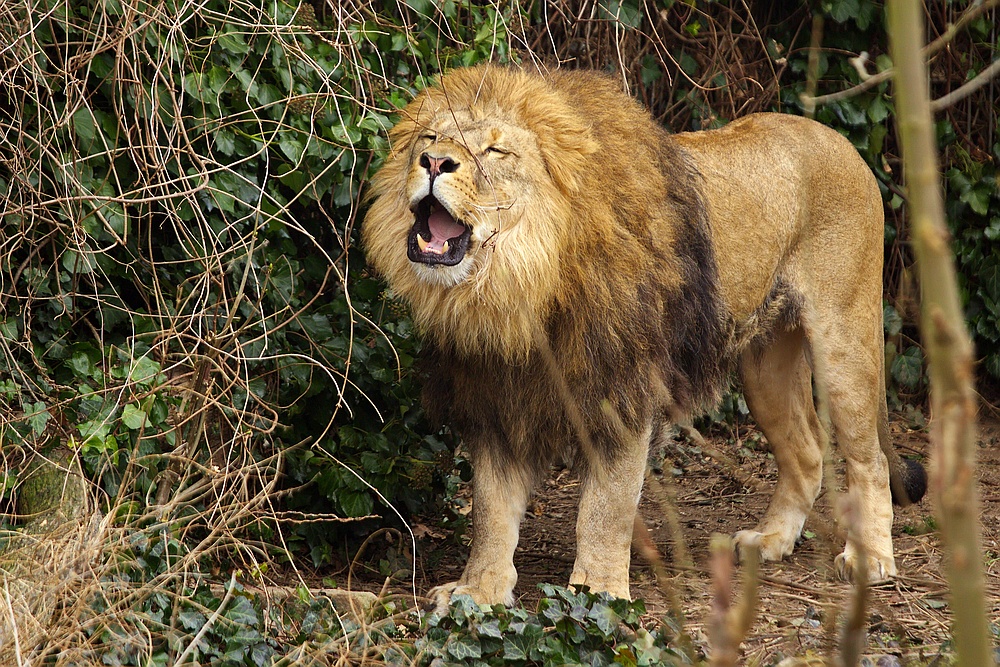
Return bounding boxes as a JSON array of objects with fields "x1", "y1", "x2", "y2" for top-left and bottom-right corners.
[
  {"x1": 587, "y1": 602, "x2": 621, "y2": 636},
  {"x1": 985, "y1": 353, "x2": 1000, "y2": 379},
  {"x1": 540, "y1": 598, "x2": 564, "y2": 624},
  {"x1": 214, "y1": 128, "x2": 236, "y2": 155},
  {"x1": 883, "y1": 304, "x2": 903, "y2": 336},
  {"x1": 217, "y1": 29, "x2": 250, "y2": 55},
  {"x1": 26, "y1": 401, "x2": 51, "y2": 435},
  {"x1": 984, "y1": 218, "x2": 1000, "y2": 241},
  {"x1": 831, "y1": 99, "x2": 866, "y2": 127},
  {"x1": 101, "y1": 203, "x2": 126, "y2": 236},
  {"x1": 62, "y1": 248, "x2": 97, "y2": 275},
  {"x1": 890, "y1": 346, "x2": 923, "y2": 390},
  {"x1": 72, "y1": 108, "x2": 97, "y2": 145},
  {"x1": 178, "y1": 609, "x2": 206, "y2": 631},
  {"x1": 298, "y1": 312, "x2": 333, "y2": 340},
  {"x1": 826, "y1": 0, "x2": 860, "y2": 23},
  {"x1": 678, "y1": 52, "x2": 698, "y2": 76},
  {"x1": 68, "y1": 351, "x2": 96, "y2": 379},
  {"x1": 981, "y1": 259, "x2": 1000, "y2": 300},
  {"x1": 339, "y1": 490, "x2": 373, "y2": 517},
  {"x1": 211, "y1": 181, "x2": 236, "y2": 214},
  {"x1": 446, "y1": 634, "x2": 482, "y2": 660},
  {"x1": 598, "y1": 0, "x2": 642, "y2": 29},
  {"x1": 960, "y1": 186, "x2": 991, "y2": 216},
  {"x1": 248, "y1": 642, "x2": 275, "y2": 666},
  {"x1": 225, "y1": 596, "x2": 259, "y2": 626},
  {"x1": 129, "y1": 356, "x2": 163, "y2": 388},
  {"x1": 477, "y1": 618, "x2": 503, "y2": 638},
  {"x1": 122, "y1": 403, "x2": 148, "y2": 430},
  {"x1": 867, "y1": 95, "x2": 890, "y2": 124},
  {"x1": 946, "y1": 167, "x2": 972, "y2": 192},
  {"x1": 0, "y1": 318, "x2": 19, "y2": 341},
  {"x1": 503, "y1": 635, "x2": 531, "y2": 661},
  {"x1": 279, "y1": 138, "x2": 304, "y2": 163},
  {"x1": 640, "y1": 55, "x2": 663, "y2": 86}
]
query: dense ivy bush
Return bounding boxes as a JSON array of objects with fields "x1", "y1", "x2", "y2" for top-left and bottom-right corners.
[{"x1": 0, "y1": 0, "x2": 518, "y2": 563}]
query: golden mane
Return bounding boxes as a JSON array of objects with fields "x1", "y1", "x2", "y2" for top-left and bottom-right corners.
[{"x1": 363, "y1": 66, "x2": 715, "y2": 372}]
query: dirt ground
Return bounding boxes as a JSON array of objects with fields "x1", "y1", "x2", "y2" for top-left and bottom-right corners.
[{"x1": 360, "y1": 409, "x2": 1000, "y2": 665}]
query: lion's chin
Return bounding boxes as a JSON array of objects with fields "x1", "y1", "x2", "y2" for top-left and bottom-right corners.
[{"x1": 411, "y1": 259, "x2": 474, "y2": 287}]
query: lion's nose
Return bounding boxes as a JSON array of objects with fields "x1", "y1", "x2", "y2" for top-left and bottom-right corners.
[{"x1": 420, "y1": 153, "x2": 459, "y2": 177}]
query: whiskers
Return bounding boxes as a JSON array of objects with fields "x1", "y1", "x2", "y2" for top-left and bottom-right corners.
[
  {"x1": 472, "y1": 197, "x2": 516, "y2": 213},
  {"x1": 469, "y1": 199, "x2": 515, "y2": 247}
]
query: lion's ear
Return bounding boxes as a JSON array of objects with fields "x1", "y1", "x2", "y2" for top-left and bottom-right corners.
[
  {"x1": 524, "y1": 99, "x2": 599, "y2": 197},
  {"x1": 387, "y1": 116, "x2": 417, "y2": 157}
]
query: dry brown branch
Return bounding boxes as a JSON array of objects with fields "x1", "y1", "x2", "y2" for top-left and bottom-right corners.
[
  {"x1": 708, "y1": 534, "x2": 759, "y2": 667},
  {"x1": 930, "y1": 56, "x2": 1000, "y2": 112},
  {"x1": 836, "y1": 496, "x2": 868, "y2": 667},
  {"x1": 803, "y1": 0, "x2": 1000, "y2": 109}
]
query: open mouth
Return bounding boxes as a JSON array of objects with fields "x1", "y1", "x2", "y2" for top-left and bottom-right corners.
[{"x1": 406, "y1": 195, "x2": 472, "y2": 266}]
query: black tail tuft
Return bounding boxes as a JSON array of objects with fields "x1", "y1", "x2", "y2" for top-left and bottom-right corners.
[{"x1": 891, "y1": 457, "x2": 928, "y2": 506}]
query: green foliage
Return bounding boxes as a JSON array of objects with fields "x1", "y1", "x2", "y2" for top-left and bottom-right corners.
[
  {"x1": 0, "y1": 0, "x2": 519, "y2": 563},
  {"x1": 88, "y1": 534, "x2": 277, "y2": 666},
  {"x1": 72, "y1": 577, "x2": 693, "y2": 665},
  {"x1": 946, "y1": 154, "x2": 1000, "y2": 380},
  {"x1": 76, "y1": 525, "x2": 413, "y2": 666},
  {"x1": 409, "y1": 586, "x2": 690, "y2": 667}
]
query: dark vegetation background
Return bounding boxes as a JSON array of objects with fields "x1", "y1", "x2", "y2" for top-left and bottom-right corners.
[{"x1": 0, "y1": 0, "x2": 997, "y2": 663}]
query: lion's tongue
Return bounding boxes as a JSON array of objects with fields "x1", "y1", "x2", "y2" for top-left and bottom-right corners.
[{"x1": 425, "y1": 210, "x2": 465, "y2": 253}]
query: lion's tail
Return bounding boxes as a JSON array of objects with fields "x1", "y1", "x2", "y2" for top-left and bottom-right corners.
[{"x1": 879, "y1": 360, "x2": 928, "y2": 506}]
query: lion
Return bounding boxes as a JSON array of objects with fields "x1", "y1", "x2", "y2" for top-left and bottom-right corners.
[{"x1": 362, "y1": 65, "x2": 926, "y2": 607}]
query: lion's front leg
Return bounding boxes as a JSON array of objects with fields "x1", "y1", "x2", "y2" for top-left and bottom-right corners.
[
  {"x1": 428, "y1": 453, "x2": 533, "y2": 611},
  {"x1": 570, "y1": 432, "x2": 648, "y2": 600}
]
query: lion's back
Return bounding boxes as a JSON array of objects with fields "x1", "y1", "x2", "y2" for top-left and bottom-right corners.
[{"x1": 674, "y1": 113, "x2": 884, "y2": 321}]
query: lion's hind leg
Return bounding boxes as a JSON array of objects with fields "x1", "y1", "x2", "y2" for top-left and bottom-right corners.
[
  {"x1": 734, "y1": 327, "x2": 824, "y2": 564},
  {"x1": 810, "y1": 316, "x2": 897, "y2": 583}
]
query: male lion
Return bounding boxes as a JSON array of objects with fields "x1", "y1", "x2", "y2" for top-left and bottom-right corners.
[{"x1": 363, "y1": 65, "x2": 926, "y2": 606}]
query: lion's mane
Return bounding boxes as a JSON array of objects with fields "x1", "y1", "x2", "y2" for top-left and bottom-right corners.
[{"x1": 363, "y1": 66, "x2": 730, "y2": 465}]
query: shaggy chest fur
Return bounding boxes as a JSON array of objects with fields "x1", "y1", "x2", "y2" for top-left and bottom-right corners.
[{"x1": 421, "y1": 227, "x2": 729, "y2": 467}]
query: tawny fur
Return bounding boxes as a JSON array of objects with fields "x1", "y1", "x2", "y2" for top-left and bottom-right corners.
[{"x1": 363, "y1": 65, "x2": 925, "y2": 607}]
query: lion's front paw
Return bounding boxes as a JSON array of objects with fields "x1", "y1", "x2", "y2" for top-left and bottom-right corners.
[
  {"x1": 834, "y1": 550, "x2": 896, "y2": 584},
  {"x1": 732, "y1": 529, "x2": 797, "y2": 563},
  {"x1": 425, "y1": 582, "x2": 460, "y2": 614},
  {"x1": 426, "y1": 580, "x2": 515, "y2": 614}
]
